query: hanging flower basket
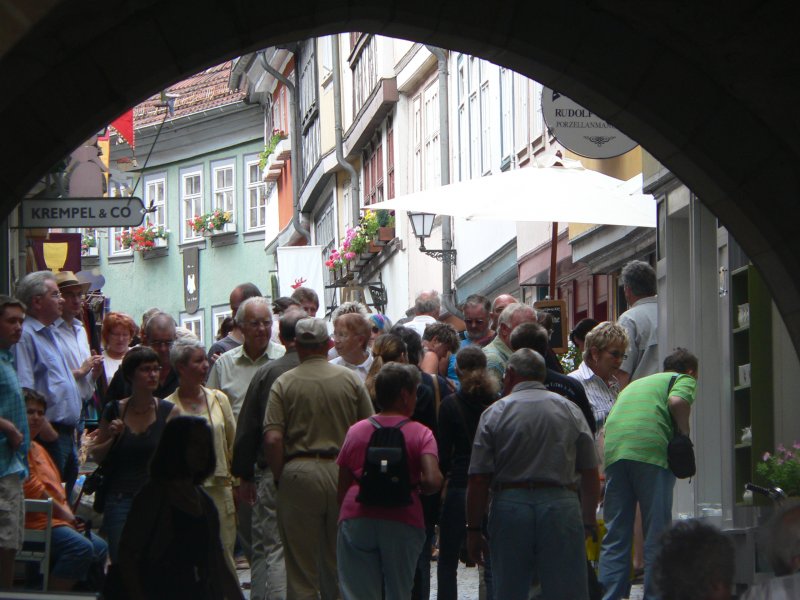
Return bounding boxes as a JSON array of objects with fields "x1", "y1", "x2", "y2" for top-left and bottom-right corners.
[
  {"x1": 119, "y1": 225, "x2": 169, "y2": 253},
  {"x1": 188, "y1": 210, "x2": 233, "y2": 235}
]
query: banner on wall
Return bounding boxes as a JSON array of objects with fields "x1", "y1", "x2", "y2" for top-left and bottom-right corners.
[{"x1": 276, "y1": 245, "x2": 325, "y2": 317}]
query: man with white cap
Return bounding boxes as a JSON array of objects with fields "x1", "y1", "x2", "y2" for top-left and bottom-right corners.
[
  {"x1": 264, "y1": 317, "x2": 374, "y2": 600},
  {"x1": 53, "y1": 271, "x2": 103, "y2": 416}
]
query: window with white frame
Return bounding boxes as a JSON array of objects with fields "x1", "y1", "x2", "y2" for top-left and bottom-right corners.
[
  {"x1": 245, "y1": 157, "x2": 266, "y2": 230},
  {"x1": 457, "y1": 54, "x2": 491, "y2": 180},
  {"x1": 108, "y1": 185, "x2": 132, "y2": 255},
  {"x1": 514, "y1": 72, "x2": 530, "y2": 153},
  {"x1": 500, "y1": 68, "x2": 513, "y2": 162},
  {"x1": 144, "y1": 175, "x2": 166, "y2": 229},
  {"x1": 212, "y1": 160, "x2": 235, "y2": 227},
  {"x1": 412, "y1": 83, "x2": 440, "y2": 192},
  {"x1": 315, "y1": 198, "x2": 336, "y2": 313},
  {"x1": 109, "y1": 226, "x2": 132, "y2": 255},
  {"x1": 181, "y1": 168, "x2": 203, "y2": 242},
  {"x1": 531, "y1": 80, "x2": 544, "y2": 142},
  {"x1": 211, "y1": 305, "x2": 233, "y2": 340},
  {"x1": 180, "y1": 311, "x2": 204, "y2": 345},
  {"x1": 318, "y1": 36, "x2": 333, "y2": 85}
]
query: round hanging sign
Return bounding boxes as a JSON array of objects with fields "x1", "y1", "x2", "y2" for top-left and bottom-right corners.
[{"x1": 542, "y1": 87, "x2": 638, "y2": 159}]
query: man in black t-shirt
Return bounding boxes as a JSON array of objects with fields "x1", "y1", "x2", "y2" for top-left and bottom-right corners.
[{"x1": 510, "y1": 322, "x2": 596, "y2": 434}]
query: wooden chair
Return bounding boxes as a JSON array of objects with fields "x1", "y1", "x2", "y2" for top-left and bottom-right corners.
[{"x1": 16, "y1": 498, "x2": 53, "y2": 591}]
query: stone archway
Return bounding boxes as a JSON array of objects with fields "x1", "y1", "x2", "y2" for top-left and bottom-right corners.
[{"x1": 2, "y1": 0, "x2": 799, "y2": 348}]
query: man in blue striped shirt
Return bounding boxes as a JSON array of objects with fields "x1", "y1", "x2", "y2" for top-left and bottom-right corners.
[{"x1": 13, "y1": 271, "x2": 82, "y2": 500}]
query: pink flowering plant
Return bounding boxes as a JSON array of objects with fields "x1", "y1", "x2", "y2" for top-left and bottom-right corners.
[
  {"x1": 325, "y1": 211, "x2": 382, "y2": 271},
  {"x1": 757, "y1": 441, "x2": 800, "y2": 496}
]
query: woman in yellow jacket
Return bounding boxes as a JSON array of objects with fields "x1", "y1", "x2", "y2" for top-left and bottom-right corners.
[{"x1": 165, "y1": 337, "x2": 237, "y2": 578}]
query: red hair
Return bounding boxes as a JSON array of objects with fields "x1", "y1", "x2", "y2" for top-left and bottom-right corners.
[{"x1": 101, "y1": 311, "x2": 137, "y2": 346}]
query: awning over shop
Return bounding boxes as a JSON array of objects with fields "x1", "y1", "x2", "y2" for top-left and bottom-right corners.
[{"x1": 370, "y1": 164, "x2": 655, "y2": 228}]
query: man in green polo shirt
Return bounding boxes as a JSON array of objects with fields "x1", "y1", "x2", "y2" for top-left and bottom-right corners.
[{"x1": 598, "y1": 348, "x2": 698, "y2": 600}]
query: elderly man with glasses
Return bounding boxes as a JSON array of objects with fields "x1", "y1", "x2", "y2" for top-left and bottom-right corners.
[
  {"x1": 105, "y1": 311, "x2": 180, "y2": 402},
  {"x1": 13, "y1": 271, "x2": 83, "y2": 498},
  {"x1": 459, "y1": 294, "x2": 496, "y2": 349}
]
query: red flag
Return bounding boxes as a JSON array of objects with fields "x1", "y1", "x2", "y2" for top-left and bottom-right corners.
[{"x1": 110, "y1": 110, "x2": 134, "y2": 148}]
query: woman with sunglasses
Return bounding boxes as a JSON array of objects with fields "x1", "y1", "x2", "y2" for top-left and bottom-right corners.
[{"x1": 568, "y1": 321, "x2": 629, "y2": 433}]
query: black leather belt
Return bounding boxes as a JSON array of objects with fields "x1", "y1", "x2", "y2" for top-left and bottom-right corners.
[{"x1": 286, "y1": 450, "x2": 338, "y2": 462}]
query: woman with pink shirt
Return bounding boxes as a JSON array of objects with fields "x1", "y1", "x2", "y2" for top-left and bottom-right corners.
[{"x1": 336, "y1": 363, "x2": 443, "y2": 600}]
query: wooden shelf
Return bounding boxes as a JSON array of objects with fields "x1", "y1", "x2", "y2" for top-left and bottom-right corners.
[{"x1": 730, "y1": 264, "x2": 774, "y2": 506}]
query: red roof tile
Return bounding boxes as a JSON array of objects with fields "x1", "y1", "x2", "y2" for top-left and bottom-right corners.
[{"x1": 133, "y1": 61, "x2": 246, "y2": 128}]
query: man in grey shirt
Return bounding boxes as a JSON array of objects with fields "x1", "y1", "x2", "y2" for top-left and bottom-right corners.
[
  {"x1": 466, "y1": 348, "x2": 600, "y2": 600},
  {"x1": 617, "y1": 260, "x2": 658, "y2": 388}
]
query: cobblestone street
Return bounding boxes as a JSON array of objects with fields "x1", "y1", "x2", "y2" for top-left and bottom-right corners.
[{"x1": 238, "y1": 563, "x2": 645, "y2": 599}]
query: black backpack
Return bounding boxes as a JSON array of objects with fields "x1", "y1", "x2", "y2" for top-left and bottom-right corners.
[{"x1": 356, "y1": 417, "x2": 413, "y2": 507}]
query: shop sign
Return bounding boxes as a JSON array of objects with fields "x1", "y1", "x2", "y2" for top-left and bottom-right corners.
[
  {"x1": 183, "y1": 246, "x2": 199, "y2": 314},
  {"x1": 20, "y1": 197, "x2": 146, "y2": 228},
  {"x1": 542, "y1": 88, "x2": 638, "y2": 158}
]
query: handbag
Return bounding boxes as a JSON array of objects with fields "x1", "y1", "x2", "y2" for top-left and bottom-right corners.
[
  {"x1": 665, "y1": 375, "x2": 696, "y2": 479},
  {"x1": 85, "y1": 400, "x2": 129, "y2": 513}
]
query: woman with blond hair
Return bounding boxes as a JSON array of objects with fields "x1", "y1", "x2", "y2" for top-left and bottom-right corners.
[
  {"x1": 330, "y1": 312, "x2": 373, "y2": 382},
  {"x1": 568, "y1": 321, "x2": 629, "y2": 432},
  {"x1": 436, "y1": 346, "x2": 499, "y2": 600}
]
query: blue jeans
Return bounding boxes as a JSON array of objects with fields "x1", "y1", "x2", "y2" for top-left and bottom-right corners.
[
  {"x1": 599, "y1": 460, "x2": 675, "y2": 600},
  {"x1": 489, "y1": 487, "x2": 588, "y2": 600},
  {"x1": 101, "y1": 492, "x2": 134, "y2": 563},
  {"x1": 50, "y1": 526, "x2": 108, "y2": 580},
  {"x1": 337, "y1": 517, "x2": 425, "y2": 600},
  {"x1": 437, "y1": 486, "x2": 494, "y2": 600},
  {"x1": 41, "y1": 429, "x2": 79, "y2": 504}
]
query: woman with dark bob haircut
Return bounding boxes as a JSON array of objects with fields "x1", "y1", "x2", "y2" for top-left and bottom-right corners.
[
  {"x1": 90, "y1": 346, "x2": 180, "y2": 563},
  {"x1": 115, "y1": 417, "x2": 243, "y2": 600}
]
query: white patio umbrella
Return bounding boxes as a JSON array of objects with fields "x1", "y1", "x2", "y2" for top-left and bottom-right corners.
[{"x1": 369, "y1": 161, "x2": 656, "y2": 228}]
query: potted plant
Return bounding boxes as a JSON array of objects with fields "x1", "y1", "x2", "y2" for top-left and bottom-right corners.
[
  {"x1": 188, "y1": 210, "x2": 234, "y2": 236},
  {"x1": 119, "y1": 225, "x2": 169, "y2": 253},
  {"x1": 258, "y1": 128, "x2": 289, "y2": 170},
  {"x1": 376, "y1": 209, "x2": 396, "y2": 241},
  {"x1": 81, "y1": 229, "x2": 98, "y2": 256},
  {"x1": 757, "y1": 442, "x2": 800, "y2": 497}
]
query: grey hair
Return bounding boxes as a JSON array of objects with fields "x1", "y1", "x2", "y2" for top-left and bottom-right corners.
[
  {"x1": 498, "y1": 303, "x2": 536, "y2": 328},
  {"x1": 461, "y1": 294, "x2": 491, "y2": 314},
  {"x1": 414, "y1": 291, "x2": 441, "y2": 315},
  {"x1": 170, "y1": 337, "x2": 206, "y2": 369},
  {"x1": 506, "y1": 348, "x2": 547, "y2": 382},
  {"x1": 235, "y1": 296, "x2": 271, "y2": 325},
  {"x1": 15, "y1": 271, "x2": 56, "y2": 308},
  {"x1": 332, "y1": 301, "x2": 368, "y2": 320},
  {"x1": 621, "y1": 260, "x2": 656, "y2": 297}
]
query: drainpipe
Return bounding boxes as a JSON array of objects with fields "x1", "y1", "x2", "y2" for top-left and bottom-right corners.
[
  {"x1": 426, "y1": 45, "x2": 461, "y2": 318},
  {"x1": 332, "y1": 36, "x2": 360, "y2": 226},
  {"x1": 260, "y1": 51, "x2": 310, "y2": 243}
]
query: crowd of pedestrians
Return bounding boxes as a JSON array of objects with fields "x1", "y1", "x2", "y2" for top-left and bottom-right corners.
[{"x1": 0, "y1": 262, "x2": 796, "y2": 599}]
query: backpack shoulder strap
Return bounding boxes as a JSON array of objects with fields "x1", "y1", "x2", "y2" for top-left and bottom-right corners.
[{"x1": 368, "y1": 416, "x2": 382, "y2": 429}]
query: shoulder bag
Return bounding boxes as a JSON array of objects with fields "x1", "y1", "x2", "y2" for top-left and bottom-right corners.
[{"x1": 666, "y1": 375, "x2": 696, "y2": 479}]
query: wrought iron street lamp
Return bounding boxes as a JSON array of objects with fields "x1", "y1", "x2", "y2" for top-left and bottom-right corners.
[{"x1": 407, "y1": 211, "x2": 457, "y2": 265}]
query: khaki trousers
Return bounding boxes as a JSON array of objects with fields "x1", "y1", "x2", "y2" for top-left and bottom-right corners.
[
  {"x1": 205, "y1": 482, "x2": 238, "y2": 579},
  {"x1": 277, "y1": 458, "x2": 340, "y2": 600}
]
